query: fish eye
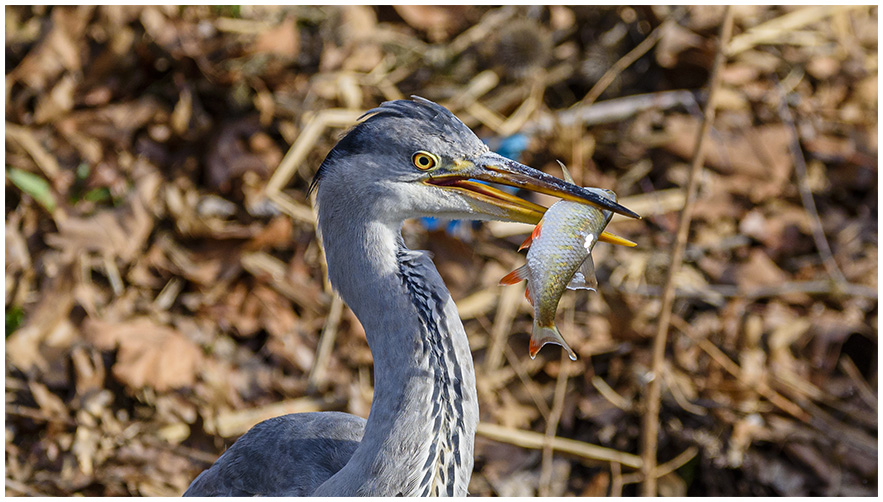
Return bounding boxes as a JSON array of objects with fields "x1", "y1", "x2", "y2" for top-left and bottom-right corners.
[{"x1": 412, "y1": 151, "x2": 438, "y2": 170}]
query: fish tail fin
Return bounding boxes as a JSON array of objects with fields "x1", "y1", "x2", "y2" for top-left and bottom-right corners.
[
  {"x1": 529, "y1": 323, "x2": 577, "y2": 361},
  {"x1": 499, "y1": 265, "x2": 528, "y2": 286}
]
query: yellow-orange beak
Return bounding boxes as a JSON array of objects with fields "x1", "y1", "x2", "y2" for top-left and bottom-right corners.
[{"x1": 422, "y1": 151, "x2": 640, "y2": 245}]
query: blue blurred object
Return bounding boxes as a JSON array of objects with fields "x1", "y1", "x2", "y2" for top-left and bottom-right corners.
[
  {"x1": 420, "y1": 134, "x2": 530, "y2": 240},
  {"x1": 490, "y1": 134, "x2": 530, "y2": 164}
]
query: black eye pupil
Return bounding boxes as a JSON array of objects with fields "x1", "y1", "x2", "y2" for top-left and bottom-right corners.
[{"x1": 415, "y1": 153, "x2": 434, "y2": 168}]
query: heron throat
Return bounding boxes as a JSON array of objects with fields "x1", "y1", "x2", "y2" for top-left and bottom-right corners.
[{"x1": 315, "y1": 203, "x2": 479, "y2": 496}]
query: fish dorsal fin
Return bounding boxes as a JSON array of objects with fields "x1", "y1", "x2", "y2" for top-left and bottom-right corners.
[
  {"x1": 556, "y1": 160, "x2": 575, "y2": 184},
  {"x1": 518, "y1": 219, "x2": 543, "y2": 251},
  {"x1": 566, "y1": 255, "x2": 598, "y2": 291},
  {"x1": 499, "y1": 265, "x2": 528, "y2": 286}
]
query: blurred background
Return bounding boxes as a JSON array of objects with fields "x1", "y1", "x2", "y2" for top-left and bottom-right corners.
[{"x1": 4, "y1": 5, "x2": 877, "y2": 496}]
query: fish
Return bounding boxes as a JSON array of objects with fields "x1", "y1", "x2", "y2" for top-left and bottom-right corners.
[{"x1": 500, "y1": 162, "x2": 635, "y2": 360}]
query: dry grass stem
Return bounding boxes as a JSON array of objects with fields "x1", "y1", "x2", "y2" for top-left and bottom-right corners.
[
  {"x1": 640, "y1": 8, "x2": 735, "y2": 496},
  {"x1": 539, "y1": 350, "x2": 570, "y2": 496},
  {"x1": 308, "y1": 293, "x2": 345, "y2": 391},
  {"x1": 476, "y1": 422, "x2": 642, "y2": 469},
  {"x1": 727, "y1": 5, "x2": 865, "y2": 56},
  {"x1": 775, "y1": 84, "x2": 848, "y2": 285},
  {"x1": 574, "y1": 15, "x2": 676, "y2": 109}
]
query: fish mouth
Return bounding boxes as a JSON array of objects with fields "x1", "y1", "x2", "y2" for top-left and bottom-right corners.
[{"x1": 423, "y1": 151, "x2": 642, "y2": 227}]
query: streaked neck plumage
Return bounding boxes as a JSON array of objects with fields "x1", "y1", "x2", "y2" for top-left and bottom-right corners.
[{"x1": 314, "y1": 183, "x2": 479, "y2": 496}]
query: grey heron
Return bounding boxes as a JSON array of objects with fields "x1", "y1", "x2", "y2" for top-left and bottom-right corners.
[{"x1": 184, "y1": 97, "x2": 640, "y2": 496}]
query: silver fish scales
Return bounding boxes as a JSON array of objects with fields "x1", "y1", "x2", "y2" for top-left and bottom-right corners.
[{"x1": 500, "y1": 164, "x2": 635, "y2": 360}]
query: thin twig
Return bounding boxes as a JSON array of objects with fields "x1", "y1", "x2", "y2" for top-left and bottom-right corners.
[
  {"x1": 475, "y1": 422, "x2": 642, "y2": 468},
  {"x1": 526, "y1": 90, "x2": 698, "y2": 136},
  {"x1": 539, "y1": 351, "x2": 570, "y2": 496},
  {"x1": 209, "y1": 396, "x2": 339, "y2": 437},
  {"x1": 573, "y1": 15, "x2": 677, "y2": 109},
  {"x1": 614, "y1": 280, "x2": 878, "y2": 300},
  {"x1": 5, "y1": 122, "x2": 61, "y2": 178},
  {"x1": 610, "y1": 461, "x2": 623, "y2": 496},
  {"x1": 775, "y1": 82, "x2": 848, "y2": 285},
  {"x1": 621, "y1": 446, "x2": 699, "y2": 485},
  {"x1": 670, "y1": 316, "x2": 810, "y2": 423},
  {"x1": 838, "y1": 356, "x2": 878, "y2": 412},
  {"x1": 727, "y1": 5, "x2": 864, "y2": 56},
  {"x1": 503, "y1": 343, "x2": 552, "y2": 420},
  {"x1": 5, "y1": 479, "x2": 49, "y2": 497},
  {"x1": 485, "y1": 282, "x2": 524, "y2": 371},
  {"x1": 640, "y1": 8, "x2": 734, "y2": 496},
  {"x1": 308, "y1": 293, "x2": 345, "y2": 391}
]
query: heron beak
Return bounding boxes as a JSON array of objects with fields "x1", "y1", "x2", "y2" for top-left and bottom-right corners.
[{"x1": 423, "y1": 151, "x2": 642, "y2": 225}]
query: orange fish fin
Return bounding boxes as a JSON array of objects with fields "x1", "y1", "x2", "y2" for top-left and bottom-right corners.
[
  {"x1": 529, "y1": 324, "x2": 577, "y2": 361},
  {"x1": 518, "y1": 234, "x2": 532, "y2": 251},
  {"x1": 599, "y1": 231, "x2": 637, "y2": 247},
  {"x1": 499, "y1": 265, "x2": 528, "y2": 286},
  {"x1": 524, "y1": 283, "x2": 534, "y2": 306},
  {"x1": 528, "y1": 335, "x2": 542, "y2": 359},
  {"x1": 518, "y1": 220, "x2": 543, "y2": 251}
]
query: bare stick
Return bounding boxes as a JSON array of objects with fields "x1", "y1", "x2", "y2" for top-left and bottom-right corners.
[
  {"x1": 620, "y1": 446, "x2": 699, "y2": 485},
  {"x1": 539, "y1": 351, "x2": 570, "y2": 496},
  {"x1": 617, "y1": 280, "x2": 877, "y2": 301},
  {"x1": 640, "y1": 8, "x2": 734, "y2": 496},
  {"x1": 727, "y1": 5, "x2": 864, "y2": 56},
  {"x1": 775, "y1": 83, "x2": 848, "y2": 285},
  {"x1": 504, "y1": 343, "x2": 552, "y2": 420},
  {"x1": 485, "y1": 282, "x2": 524, "y2": 371},
  {"x1": 5, "y1": 478, "x2": 49, "y2": 497},
  {"x1": 670, "y1": 316, "x2": 810, "y2": 423},
  {"x1": 475, "y1": 422, "x2": 642, "y2": 468},
  {"x1": 308, "y1": 293, "x2": 345, "y2": 391},
  {"x1": 573, "y1": 14, "x2": 676, "y2": 109},
  {"x1": 838, "y1": 356, "x2": 877, "y2": 413}
]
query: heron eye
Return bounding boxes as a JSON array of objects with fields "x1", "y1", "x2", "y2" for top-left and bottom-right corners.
[{"x1": 412, "y1": 151, "x2": 438, "y2": 170}]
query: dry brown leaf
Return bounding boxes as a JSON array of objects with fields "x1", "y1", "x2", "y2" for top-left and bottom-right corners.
[
  {"x1": 254, "y1": 17, "x2": 299, "y2": 58},
  {"x1": 84, "y1": 317, "x2": 203, "y2": 392},
  {"x1": 664, "y1": 115, "x2": 793, "y2": 200},
  {"x1": 656, "y1": 22, "x2": 704, "y2": 69},
  {"x1": 245, "y1": 215, "x2": 292, "y2": 251},
  {"x1": 736, "y1": 249, "x2": 789, "y2": 290},
  {"x1": 340, "y1": 5, "x2": 377, "y2": 43},
  {"x1": 7, "y1": 6, "x2": 94, "y2": 91},
  {"x1": 6, "y1": 263, "x2": 77, "y2": 372},
  {"x1": 34, "y1": 74, "x2": 77, "y2": 124},
  {"x1": 45, "y1": 171, "x2": 159, "y2": 263},
  {"x1": 393, "y1": 5, "x2": 468, "y2": 41},
  {"x1": 56, "y1": 98, "x2": 162, "y2": 149}
]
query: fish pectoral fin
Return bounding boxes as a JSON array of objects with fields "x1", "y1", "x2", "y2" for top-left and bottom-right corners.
[
  {"x1": 518, "y1": 234, "x2": 532, "y2": 251},
  {"x1": 530, "y1": 323, "x2": 577, "y2": 361},
  {"x1": 566, "y1": 256, "x2": 598, "y2": 291},
  {"x1": 500, "y1": 265, "x2": 529, "y2": 286},
  {"x1": 599, "y1": 231, "x2": 636, "y2": 247},
  {"x1": 518, "y1": 220, "x2": 544, "y2": 251},
  {"x1": 524, "y1": 283, "x2": 534, "y2": 306}
]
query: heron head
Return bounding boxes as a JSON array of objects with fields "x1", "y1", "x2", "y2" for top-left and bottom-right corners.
[{"x1": 313, "y1": 97, "x2": 640, "y2": 225}]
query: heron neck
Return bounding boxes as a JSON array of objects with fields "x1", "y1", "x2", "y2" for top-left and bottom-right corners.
[{"x1": 315, "y1": 215, "x2": 478, "y2": 496}]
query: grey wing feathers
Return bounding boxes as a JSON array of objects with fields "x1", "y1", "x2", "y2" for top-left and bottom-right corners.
[{"x1": 184, "y1": 412, "x2": 366, "y2": 496}]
